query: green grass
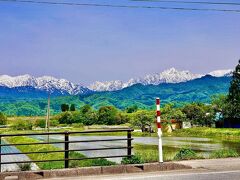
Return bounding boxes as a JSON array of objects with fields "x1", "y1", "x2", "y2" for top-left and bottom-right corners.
[
  {"x1": 174, "y1": 148, "x2": 200, "y2": 160},
  {"x1": 134, "y1": 144, "x2": 179, "y2": 162},
  {"x1": 6, "y1": 136, "x2": 115, "y2": 170},
  {"x1": 17, "y1": 163, "x2": 32, "y2": 171},
  {"x1": 172, "y1": 127, "x2": 240, "y2": 139},
  {"x1": 121, "y1": 155, "x2": 144, "y2": 164},
  {"x1": 210, "y1": 149, "x2": 239, "y2": 159},
  {"x1": 134, "y1": 143, "x2": 240, "y2": 163}
]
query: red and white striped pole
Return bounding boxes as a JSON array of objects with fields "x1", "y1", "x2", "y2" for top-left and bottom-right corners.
[{"x1": 156, "y1": 98, "x2": 163, "y2": 163}]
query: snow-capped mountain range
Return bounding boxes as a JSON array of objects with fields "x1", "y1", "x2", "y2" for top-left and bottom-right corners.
[
  {"x1": 89, "y1": 68, "x2": 233, "y2": 92},
  {"x1": 0, "y1": 74, "x2": 89, "y2": 95},
  {"x1": 0, "y1": 68, "x2": 232, "y2": 94}
]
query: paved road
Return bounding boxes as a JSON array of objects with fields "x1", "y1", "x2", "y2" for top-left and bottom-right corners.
[
  {"x1": 176, "y1": 158, "x2": 240, "y2": 171},
  {"x1": 43, "y1": 158, "x2": 240, "y2": 180}
]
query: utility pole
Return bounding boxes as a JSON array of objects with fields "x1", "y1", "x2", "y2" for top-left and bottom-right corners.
[{"x1": 45, "y1": 93, "x2": 50, "y2": 142}]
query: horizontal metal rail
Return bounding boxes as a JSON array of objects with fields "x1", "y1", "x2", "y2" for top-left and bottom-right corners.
[
  {"x1": 1, "y1": 146, "x2": 133, "y2": 156},
  {"x1": 0, "y1": 129, "x2": 133, "y2": 171},
  {"x1": 0, "y1": 129, "x2": 133, "y2": 137},
  {"x1": 0, "y1": 138, "x2": 133, "y2": 147}
]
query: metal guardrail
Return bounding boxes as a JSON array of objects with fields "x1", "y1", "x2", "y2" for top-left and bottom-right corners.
[{"x1": 0, "y1": 129, "x2": 133, "y2": 172}]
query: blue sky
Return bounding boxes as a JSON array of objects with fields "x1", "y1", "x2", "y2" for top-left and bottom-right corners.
[{"x1": 0, "y1": 0, "x2": 239, "y2": 85}]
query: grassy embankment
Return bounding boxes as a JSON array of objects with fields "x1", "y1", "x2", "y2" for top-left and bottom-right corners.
[
  {"x1": 172, "y1": 127, "x2": 240, "y2": 139},
  {"x1": 134, "y1": 128, "x2": 240, "y2": 163},
  {"x1": 134, "y1": 143, "x2": 239, "y2": 163},
  {"x1": 6, "y1": 136, "x2": 115, "y2": 170}
]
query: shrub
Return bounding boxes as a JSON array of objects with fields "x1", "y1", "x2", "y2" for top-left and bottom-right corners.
[
  {"x1": 98, "y1": 106, "x2": 119, "y2": 125},
  {"x1": 61, "y1": 104, "x2": 69, "y2": 112},
  {"x1": 35, "y1": 119, "x2": 46, "y2": 128},
  {"x1": 72, "y1": 123, "x2": 84, "y2": 128},
  {"x1": 35, "y1": 119, "x2": 59, "y2": 128},
  {"x1": 18, "y1": 163, "x2": 32, "y2": 171},
  {"x1": 174, "y1": 148, "x2": 198, "y2": 160},
  {"x1": 0, "y1": 112, "x2": 7, "y2": 125},
  {"x1": 121, "y1": 155, "x2": 144, "y2": 164},
  {"x1": 58, "y1": 112, "x2": 74, "y2": 124},
  {"x1": 50, "y1": 120, "x2": 59, "y2": 127},
  {"x1": 210, "y1": 149, "x2": 239, "y2": 158},
  {"x1": 12, "y1": 119, "x2": 33, "y2": 130},
  {"x1": 70, "y1": 104, "x2": 76, "y2": 111},
  {"x1": 69, "y1": 152, "x2": 115, "y2": 168}
]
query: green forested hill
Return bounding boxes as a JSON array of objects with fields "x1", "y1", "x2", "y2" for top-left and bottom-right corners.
[
  {"x1": 0, "y1": 76, "x2": 231, "y2": 116},
  {"x1": 81, "y1": 75, "x2": 230, "y2": 109}
]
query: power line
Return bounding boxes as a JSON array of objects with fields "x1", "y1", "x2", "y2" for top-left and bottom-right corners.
[
  {"x1": 131, "y1": 0, "x2": 240, "y2": 6},
  {"x1": 0, "y1": 0, "x2": 240, "y2": 13}
]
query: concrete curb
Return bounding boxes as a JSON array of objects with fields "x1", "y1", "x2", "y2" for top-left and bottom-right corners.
[{"x1": 0, "y1": 162, "x2": 192, "y2": 180}]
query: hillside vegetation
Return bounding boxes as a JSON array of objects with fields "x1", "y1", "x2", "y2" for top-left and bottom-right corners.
[{"x1": 0, "y1": 76, "x2": 230, "y2": 116}]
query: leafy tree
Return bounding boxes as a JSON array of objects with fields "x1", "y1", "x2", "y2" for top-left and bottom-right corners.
[
  {"x1": 16, "y1": 105, "x2": 40, "y2": 116},
  {"x1": 61, "y1": 104, "x2": 69, "y2": 112},
  {"x1": 50, "y1": 119, "x2": 59, "y2": 127},
  {"x1": 70, "y1": 104, "x2": 76, "y2": 111},
  {"x1": 80, "y1": 104, "x2": 92, "y2": 114},
  {"x1": 226, "y1": 60, "x2": 240, "y2": 121},
  {"x1": 35, "y1": 119, "x2": 46, "y2": 128},
  {"x1": 72, "y1": 107, "x2": 98, "y2": 126},
  {"x1": 211, "y1": 95, "x2": 227, "y2": 116},
  {"x1": 98, "y1": 106, "x2": 119, "y2": 125},
  {"x1": 58, "y1": 112, "x2": 74, "y2": 124},
  {"x1": 38, "y1": 102, "x2": 47, "y2": 109},
  {"x1": 182, "y1": 103, "x2": 215, "y2": 127},
  {"x1": 117, "y1": 112, "x2": 130, "y2": 125},
  {"x1": 211, "y1": 94, "x2": 231, "y2": 124},
  {"x1": 201, "y1": 105, "x2": 215, "y2": 127},
  {"x1": 71, "y1": 111, "x2": 84, "y2": 124},
  {"x1": 75, "y1": 105, "x2": 97, "y2": 125},
  {"x1": 182, "y1": 103, "x2": 205, "y2": 126},
  {"x1": 126, "y1": 105, "x2": 138, "y2": 113},
  {"x1": 162, "y1": 104, "x2": 186, "y2": 121},
  {"x1": 0, "y1": 112, "x2": 7, "y2": 125},
  {"x1": 161, "y1": 104, "x2": 186, "y2": 130},
  {"x1": 12, "y1": 119, "x2": 33, "y2": 130},
  {"x1": 130, "y1": 110, "x2": 155, "y2": 132},
  {"x1": 84, "y1": 111, "x2": 98, "y2": 125}
]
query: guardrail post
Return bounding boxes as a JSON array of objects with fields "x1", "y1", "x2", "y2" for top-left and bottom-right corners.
[
  {"x1": 127, "y1": 130, "x2": 132, "y2": 158},
  {"x1": 64, "y1": 131, "x2": 69, "y2": 168}
]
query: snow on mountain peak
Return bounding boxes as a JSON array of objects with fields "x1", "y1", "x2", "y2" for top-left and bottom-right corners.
[
  {"x1": 0, "y1": 74, "x2": 89, "y2": 95},
  {"x1": 155, "y1": 68, "x2": 203, "y2": 84},
  {"x1": 89, "y1": 68, "x2": 233, "y2": 92},
  {"x1": 0, "y1": 74, "x2": 36, "y2": 87},
  {"x1": 0, "y1": 68, "x2": 233, "y2": 94},
  {"x1": 89, "y1": 80, "x2": 124, "y2": 92},
  {"x1": 89, "y1": 68, "x2": 203, "y2": 91},
  {"x1": 208, "y1": 69, "x2": 233, "y2": 77}
]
